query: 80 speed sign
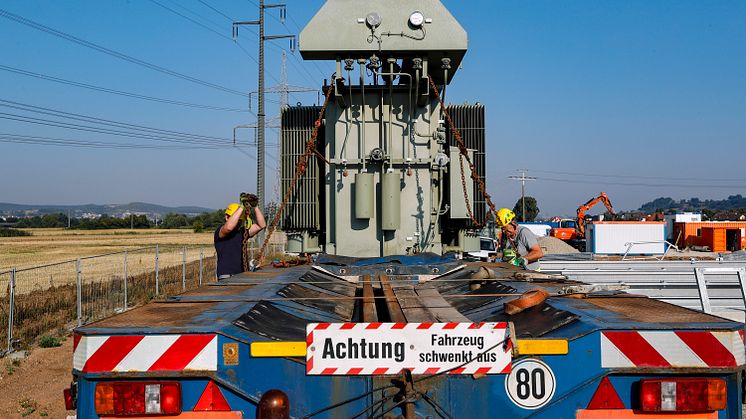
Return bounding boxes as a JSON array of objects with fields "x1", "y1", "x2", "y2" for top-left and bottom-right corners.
[{"x1": 505, "y1": 359, "x2": 556, "y2": 409}]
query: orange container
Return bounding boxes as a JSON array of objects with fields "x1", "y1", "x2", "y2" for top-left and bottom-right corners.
[{"x1": 674, "y1": 222, "x2": 746, "y2": 251}]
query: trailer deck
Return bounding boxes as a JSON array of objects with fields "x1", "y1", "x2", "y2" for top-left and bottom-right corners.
[{"x1": 72, "y1": 257, "x2": 746, "y2": 418}]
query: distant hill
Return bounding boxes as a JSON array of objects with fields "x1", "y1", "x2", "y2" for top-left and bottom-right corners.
[
  {"x1": 0, "y1": 202, "x2": 216, "y2": 218},
  {"x1": 639, "y1": 195, "x2": 746, "y2": 213}
]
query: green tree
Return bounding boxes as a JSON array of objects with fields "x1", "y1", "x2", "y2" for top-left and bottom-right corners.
[
  {"x1": 192, "y1": 220, "x2": 204, "y2": 233},
  {"x1": 162, "y1": 213, "x2": 189, "y2": 229},
  {"x1": 512, "y1": 196, "x2": 539, "y2": 222}
]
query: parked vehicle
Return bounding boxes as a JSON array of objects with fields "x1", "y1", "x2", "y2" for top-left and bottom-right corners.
[{"x1": 466, "y1": 236, "x2": 498, "y2": 261}]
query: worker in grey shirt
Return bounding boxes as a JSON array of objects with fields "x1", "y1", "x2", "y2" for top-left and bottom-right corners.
[{"x1": 496, "y1": 208, "x2": 544, "y2": 270}]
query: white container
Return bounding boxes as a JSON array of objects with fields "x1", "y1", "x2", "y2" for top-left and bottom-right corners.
[
  {"x1": 587, "y1": 222, "x2": 666, "y2": 255},
  {"x1": 518, "y1": 223, "x2": 552, "y2": 237}
]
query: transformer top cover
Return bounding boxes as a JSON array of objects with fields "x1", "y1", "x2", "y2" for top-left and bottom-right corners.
[{"x1": 300, "y1": 0, "x2": 468, "y2": 82}]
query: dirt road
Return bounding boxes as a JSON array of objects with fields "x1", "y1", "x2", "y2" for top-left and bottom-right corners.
[{"x1": 0, "y1": 337, "x2": 71, "y2": 418}]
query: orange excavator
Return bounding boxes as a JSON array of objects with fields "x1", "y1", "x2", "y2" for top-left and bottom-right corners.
[{"x1": 550, "y1": 192, "x2": 615, "y2": 243}]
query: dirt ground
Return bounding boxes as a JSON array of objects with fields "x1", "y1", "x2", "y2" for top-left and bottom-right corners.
[{"x1": 0, "y1": 336, "x2": 72, "y2": 418}]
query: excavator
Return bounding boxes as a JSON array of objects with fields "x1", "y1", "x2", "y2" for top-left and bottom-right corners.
[{"x1": 550, "y1": 192, "x2": 615, "y2": 249}]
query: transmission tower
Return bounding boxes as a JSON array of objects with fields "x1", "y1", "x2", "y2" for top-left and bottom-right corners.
[{"x1": 232, "y1": 0, "x2": 294, "y2": 209}]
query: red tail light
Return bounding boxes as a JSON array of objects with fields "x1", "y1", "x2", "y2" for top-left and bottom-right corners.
[
  {"x1": 63, "y1": 388, "x2": 75, "y2": 410},
  {"x1": 95, "y1": 382, "x2": 181, "y2": 416},
  {"x1": 640, "y1": 378, "x2": 726, "y2": 413}
]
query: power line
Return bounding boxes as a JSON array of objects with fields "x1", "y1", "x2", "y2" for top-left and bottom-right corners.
[
  {"x1": 163, "y1": 0, "x2": 227, "y2": 31},
  {"x1": 0, "y1": 8, "x2": 249, "y2": 98},
  {"x1": 148, "y1": 0, "x2": 231, "y2": 41},
  {"x1": 145, "y1": 0, "x2": 291, "y2": 94},
  {"x1": 0, "y1": 133, "x2": 237, "y2": 150},
  {"x1": 197, "y1": 0, "x2": 234, "y2": 21},
  {"x1": 146, "y1": 0, "x2": 260, "y2": 67},
  {"x1": 0, "y1": 64, "x2": 249, "y2": 112},
  {"x1": 508, "y1": 170, "x2": 537, "y2": 222},
  {"x1": 534, "y1": 176, "x2": 746, "y2": 189},
  {"x1": 527, "y1": 169, "x2": 746, "y2": 183},
  {"x1": 244, "y1": 0, "x2": 325, "y2": 87},
  {"x1": 0, "y1": 112, "x2": 244, "y2": 147},
  {"x1": 0, "y1": 98, "x2": 232, "y2": 144}
]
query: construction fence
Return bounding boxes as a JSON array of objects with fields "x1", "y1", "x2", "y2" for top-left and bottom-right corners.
[
  {"x1": 0, "y1": 245, "x2": 216, "y2": 355},
  {"x1": 0, "y1": 233, "x2": 288, "y2": 355}
]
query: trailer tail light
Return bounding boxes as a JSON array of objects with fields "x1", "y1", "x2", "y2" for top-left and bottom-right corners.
[
  {"x1": 64, "y1": 380, "x2": 77, "y2": 411},
  {"x1": 94, "y1": 382, "x2": 181, "y2": 416},
  {"x1": 640, "y1": 378, "x2": 726, "y2": 413},
  {"x1": 257, "y1": 389, "x2": 289, "y2": 419}
]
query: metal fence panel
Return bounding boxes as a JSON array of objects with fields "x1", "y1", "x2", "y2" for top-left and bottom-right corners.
[
  {"x1": 10, "y1": 259, "x2": 78, "y2": 350},
  {"x1": 0, "y1": 271, "x2": 10, "y2": 352},
  {"x1": 0, "y1": 245, "x2": 217, "y2": 354}
]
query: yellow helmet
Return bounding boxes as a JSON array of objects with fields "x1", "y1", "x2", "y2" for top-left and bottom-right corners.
[
  {"x1": 496, "y1": 208, "x2": 515, "y2": 227},
  {"x1": 225, "y1": 203, "x2": 241, "y2": 216}
]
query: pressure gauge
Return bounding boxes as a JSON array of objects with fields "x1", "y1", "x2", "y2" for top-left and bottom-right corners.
[
  {"x1": 365, "y1": 12, "x2": 381, "y2": 29},
  {"x1": 409, "y1": 11, "x2": 425, "y2": 27}
]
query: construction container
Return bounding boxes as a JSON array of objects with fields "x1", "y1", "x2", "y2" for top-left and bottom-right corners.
[
  {"x1": 517, "y1": 223, "x2": 551, "y2": 237},
  {"x1": 674, "y1": 221, "x2": 746, "y2": 252},
  {"x1": 586, "y1": 221, "x2": 666, "y2": 255},
  {"x1": 664, "y1": 212, "x2": 701, "y2": 240}
]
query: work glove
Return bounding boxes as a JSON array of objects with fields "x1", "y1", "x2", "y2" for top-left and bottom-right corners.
[
  {"x1": 240, "y1": 192, "x2": 259, "y2": 208},
  {"x1": 514, "y1": 257, "x2": 528, "y2": 268}
]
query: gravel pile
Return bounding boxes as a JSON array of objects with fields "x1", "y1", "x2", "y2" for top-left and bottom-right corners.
[{"x1": 539, "y1": 236, "x2": 579, "y2": 254}]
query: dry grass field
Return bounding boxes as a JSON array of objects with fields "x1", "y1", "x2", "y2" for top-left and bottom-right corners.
[{"x1": 0, "y1": 228, "x2": 215, "y2": 271}]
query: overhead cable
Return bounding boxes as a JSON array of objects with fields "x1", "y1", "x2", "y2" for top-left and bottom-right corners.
[
  {"x1": 0, "y1": 99, "x2": 232, "y2": 144},
  {"x1": 0, "y1": 64, "x2": 250, "y2": 113},
  {"x1": 535, "y1": 176, "x2": 746, "y2": 189},
  {"x1": 0, "y1": 133, "x2": 237, "y2": 150},
  {"x1": 527, "y1": 168, "x2": 746, "y2": 183},
  {"x1": 0, "y1": 8, "x2": 249, "y2": 97},
  {"x1": 0, "y1": 112, "x2": 238, "y2": 146}
]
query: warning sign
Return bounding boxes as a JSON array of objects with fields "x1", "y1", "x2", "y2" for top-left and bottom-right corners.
[{"x1": 306, "y1": 322, "x2": 512, "y2": 375}]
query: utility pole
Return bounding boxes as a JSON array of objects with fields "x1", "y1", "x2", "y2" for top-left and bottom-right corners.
[
  {"x1": 233, "y1": 1, "x2": 294, "y2": 210},
  {"x1": 508, "y1": 170, "x2": 537, "y2": 222}
]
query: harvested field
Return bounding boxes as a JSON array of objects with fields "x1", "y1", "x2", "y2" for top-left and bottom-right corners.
[{"x1": 0, "y1": 228, "x2": 214, "y2": 271}]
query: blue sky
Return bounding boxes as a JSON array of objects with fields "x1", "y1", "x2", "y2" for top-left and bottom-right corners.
[{"x1": 1, "y1": 0, "x2": 744, "y2": 217}]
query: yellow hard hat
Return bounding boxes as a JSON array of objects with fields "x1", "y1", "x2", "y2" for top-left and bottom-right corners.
[
  {"x1": 496, "y1": 208, "x2": 515, "y2": 227},
  {"x1": 225, "y1": 203, "x2": 241, "y2": 216}
]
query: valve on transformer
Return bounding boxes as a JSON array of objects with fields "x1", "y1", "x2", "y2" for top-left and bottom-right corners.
[{"x1": 369, "y1": 147, "x2": 385, "y2": 162}]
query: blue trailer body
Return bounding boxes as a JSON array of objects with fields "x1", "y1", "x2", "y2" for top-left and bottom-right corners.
[{"x1": 70, "y1": 258, "x2": 746, "y2": 418}]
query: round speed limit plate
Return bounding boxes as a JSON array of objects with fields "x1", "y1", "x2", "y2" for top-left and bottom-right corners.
[{"x1": 505, "y1": 359, "x2": 556, "y2": 409}]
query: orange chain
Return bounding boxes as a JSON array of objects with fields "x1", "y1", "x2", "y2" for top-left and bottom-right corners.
[{"x1": 253, "y1": 87, "x2": 334, "y2": 268}]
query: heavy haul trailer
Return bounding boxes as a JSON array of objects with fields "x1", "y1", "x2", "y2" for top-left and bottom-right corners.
[
  {"x1": 67, "y1": 1, "x2": 746, "y2": 418},
  {"x1": 69, "y1": 258, "x2": 746, "y2": 418}
]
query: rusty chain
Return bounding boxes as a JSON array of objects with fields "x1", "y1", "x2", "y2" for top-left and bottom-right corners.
[
  {"x1": 242, "y1": 222, "x2": 251, "y2": 272},
  {"x1": 457, "y1": 153, "x2": 478, "y2": 226},
  {"x1": 252, "y1": 86, "x2": 334, "y2": 269},
  {"x1": 251, "y1": 78, "x2": 495, "y2": 269},
  {"x1": 429, "y1": 77, "x2": 497, "y2": 227}
]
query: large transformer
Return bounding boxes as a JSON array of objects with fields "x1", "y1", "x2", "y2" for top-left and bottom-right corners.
[{"x1": 281, "y1": 0, "x2": 486, "y2": 257}]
